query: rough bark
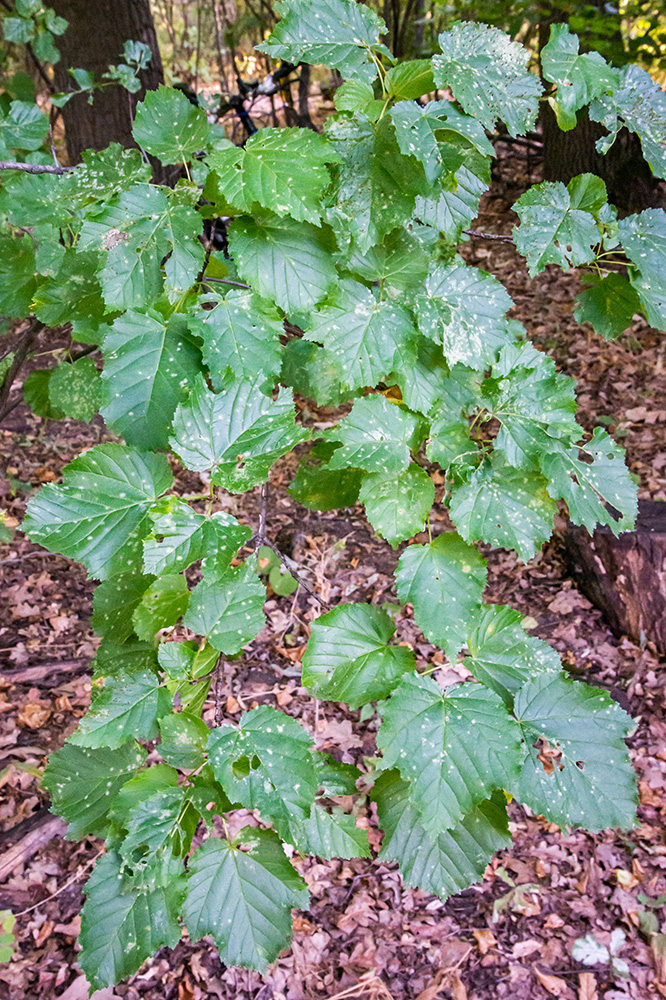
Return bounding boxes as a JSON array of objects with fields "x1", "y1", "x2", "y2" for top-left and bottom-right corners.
[
  {"x1": 50, "y1": 0, "x2": 164, "y2": 165},
  {"x1": 564, "y1": 500, "x2": 666, "y2": 655}
]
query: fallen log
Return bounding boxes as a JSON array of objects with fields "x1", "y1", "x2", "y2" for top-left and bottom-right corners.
[
  {"x1": 3, "y1": 658, "x2": 89, "y2": 686},
  {"x1": 563, "y1": 500, "x2": 666, "y2": 655},
  {"x1": 0, "y1": 809, "x2": 66, "y2": 883}
]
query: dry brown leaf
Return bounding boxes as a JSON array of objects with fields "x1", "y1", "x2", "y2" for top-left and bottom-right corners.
[
  {"x1": 534, "y1": 968, "x2": 571, "y2": 997},
  {"x1": 17, "y1": 701, "x2": 51, "y2": 729},
  {"x1": 414, "y1": 970, "x2": 447, "y2": 1000},
  {"x1": 450, "y1": 975, "x2": 467, "y2": 1000},
  {"x1": 472, "y1": 928, "x2": 497, "y2": 955},
  {"x1": 577, "y1": 972, "x2": 598, "y2": 1000},
  {"x1": 512, "y1": 939, "x2": 542, "y2": 959},
  {"x1": 652, "y1": 933, "x2": 666, "y2": 983}
]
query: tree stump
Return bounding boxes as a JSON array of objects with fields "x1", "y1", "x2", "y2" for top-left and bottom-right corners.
[{"x1": 563, "y1": 500, "x2": 666, "y2": 655}]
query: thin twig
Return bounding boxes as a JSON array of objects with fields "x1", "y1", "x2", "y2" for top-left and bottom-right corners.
[
  {"x1": 0, "y1": 160, "x2": 74, "y2": 174},
  {"x1": 463, "y1": 228, "x2": 514, "y2": 243},
  {"x1": 253, "y1": 483, "x2": 331, "y2": 609},
  {"x1": 14, "y1": 850, "x2": 103, "y2": 917},
  {"x1": 203, "y1": 275, "x2": 252, "y2": 289},
  {"x1": 0, "y1": 321, "x2": 40, "y2": 423}
]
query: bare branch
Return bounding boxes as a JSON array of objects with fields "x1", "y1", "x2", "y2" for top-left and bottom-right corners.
[
  {"x1": 0, "y1": 160, "x2": 74, "y2": 174},
  {"x1": 202, "y1": 275, "x2": 252, "y2": 290},
  {"x1": 463, "y1": 229, "x2": 514, "y2": 244}
]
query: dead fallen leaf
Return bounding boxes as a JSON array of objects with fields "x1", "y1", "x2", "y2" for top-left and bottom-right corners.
[
  {"x1": 652, "y1": 933, "x2": 666, "y2": 983},
  {"x1": 535, "y1": 968, "x2": 571, "y2": 997},
  {"x1": 578, "y1": 972, "x2": 598, "y2": 1000},
  {"x1": 512, "y1": 939, "x2": 542, "y2": 959},
  {"x1": 450, "y1": 975, "x2": 467, "y2": 1000},
  {"x1": 414, "y1": 970, "x2": 447, "y2": 1000},
  {"x1": 17, "y1": 701, "x2": 51, "y2": 729},
  {"x1": 473, "y1": 929, "x2": 497, "y2": 955}
]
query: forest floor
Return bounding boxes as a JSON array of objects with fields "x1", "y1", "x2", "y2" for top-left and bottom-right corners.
[{"x1": 1, "y1": 142, "x2": 666, "y2": 1000}]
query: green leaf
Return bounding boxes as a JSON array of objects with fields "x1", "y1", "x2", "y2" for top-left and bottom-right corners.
[
  {"x1": 541, "y1": 427, "x2": 637, "y2": 535},
  {"x1": 59, "y1": 143, "x2": 151, "y2": 212},
  {"x1": 390, "y1": 100, "x2": 493, "y2": 185},
  {"x1": 618, "y1": 209, "x2": 666, "y2": 291},
  {"x1": 395, "y1": 533, "x2": 486, "y2": 657},
  {"x1": 314, "y1": 753, "x2": 362, "y2": 796},
  {"x1": 449, "y1": 460, "x2": 557, "y2": 562},
  {"x1": 513, "y1": 181, "x2": 600, "y2": 276},
  {"x1": 157, "y1": 640, "x2": 219, "y2": 680},
  {"x1": 347, "y1": 234, "x2": 430, "y2": 298},
  {"x1": 79, "y1": 184, "x2": 204, "y2": 309},
  {"x1": 432, "y1": 23, "x2": 542, "y2": 136},
  {"x1": 42, "y1": 742, "x2": 146, "y2": 838},
  {"x1": 159, "y1": 712, "x2": 210, "y2": 770},
  {"x1": 32, "y1": 249, "x2": 106, "y2": 329},
  {"x1": 183, "y1": 560, "x2": 266, "y2": 655},
  {"x1": 101, "y1": 310, "x2": 201, "y2": 450},
  {"x1": 488, "y1": 342, "x2": 579, "y2": 469},
  {"x1": 590, "y1": 64, "x2": 666, "y2": 179},
  {"x1": 574, "y1": 272, "x2": 641, "y2": 340},
  {"x1": 257, "y1": 0, "x2": 385, "y2": 84},
  {"x1": 325, "y1": 115, "x2": 426, "y2": 253},
  {"x1": 228, "y1": 216, "x2": 338, "y2": 314},
  {"x1": 386, "y1": 60, "x2": 436, "y2": 101},
  {"x1": 170, "y1": 374, "x2": 307, "y2": 493},
  {"x1": 121, "y1": 786, "x2": 189, "y2": 859},
  {"x1": 378, "y1": 674, "x2": 521, "y2": 832},
  {"x1": 293, "y1": 805, "x2": 371, "y2": 859},
  {"x1": 541, "y1": 24, "x2": 618, "y2": 127},
  {"x1": 0, "y1": 911, "x2": 15, "y2": 964},
  {"x1": 415, "y1": 263, "x2": 513, "y2": 369},
  {"x1": 0, "y1": 235, "x2": 36, "y2": 317},
  {"x1": 0, "y1": 99, "x2": 48, "y2": 151},
  {"x1": 373, "y1": 770, "x2": 511, "y2": 899},
  {"x1": 47, "y1": 357, "x2": 105, "y2": 422},
  {"x1": 326, "y1": 394, "x2": 422, "y2": 475},
  {"x1": 91, "y1": 571, "x2": 155, "y2": 642},
  {"x1": 23, "y1": 368, "x2": 63, "y2": 420},
  {"x1": 208, "y1": 705, "x2": 317, "y2": 832},
  {"x1": 390, "y1": 340, "x2": 480, "y2": 419},
  {"x1": 108, "y1": 764, "x2": 179, "y2": 824},
  {"x1": 70, "y1": 670, "x2": 170, "y2": 749},
  {"x1": 132, "y1": 573, "x2": 190, "y2": 640},
  {"x1": 305, "y1": 279, "x2": 417, "y2": 392},
  {"x1": 132, "y1": 85, "x2": 210, "y2": 165},
  {"x1": 79, "y1": 850, "x2": 183, "y2": 990},
  {"x1": 359, "y1": 465, "x2": 434, "y2": 547},
  {"x1": 465, "y1": 605, "x2": 562, "y2": 706},
  {"x1": 302, "y1": 603, "x2": 415, "y2": 708},
  {"x1": 415, "y1": 159, "x2": 490, "y2": 244},
  {"x1": 185, "y1": 830, "x2": 308, "y2": 971},
  {"x1": 207, "y1": 127, "x2": 337, "y2": 225},
  {"x1": 334, "y1": 79, "x2": 375, "y2": 113},
  {"x1": 514, "y1": 673, "x2": 637, "y2": 831},
  {"x1": 288, "y1": 451, "x2": 363, "y2": 511},
  {"x1": 92, "y1": 639, "x2": 159, "y2": 679},
  {"x1": 197, "y1": 290, "x2": 283, "y2": 387},
  {"x1": 23, "y1": 443, "x2": 172, "y2": 580},
  {"x1": 143, "y1": 500, "x2": 250, "y2": 576},
  {"x1": 280, "y1": 339, "x2": 346, "y2": 407}
]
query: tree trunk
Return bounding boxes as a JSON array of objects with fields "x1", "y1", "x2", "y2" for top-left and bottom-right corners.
[
  {"x1": 538, "y1": 4, "x2": 664, "y2": 213},
  {"x1": 563, "y1": 500, "x2": 666, "y2": 655},
  {"x1": 50, "y1": 0, "x2": 164, "y2": 165}
]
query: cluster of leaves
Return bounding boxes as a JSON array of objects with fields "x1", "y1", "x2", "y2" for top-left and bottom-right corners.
[
  {"x1": 0, "y1": 0, "x2": 67, "y2": 65},
  {"x1": 2, "y1": 0, "x2": 665, "y2": 988}
]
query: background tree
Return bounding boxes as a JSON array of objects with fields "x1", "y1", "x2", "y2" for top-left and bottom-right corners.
[{"x1": 50, "y1": 0, "x2": 164, "y2": 163}]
